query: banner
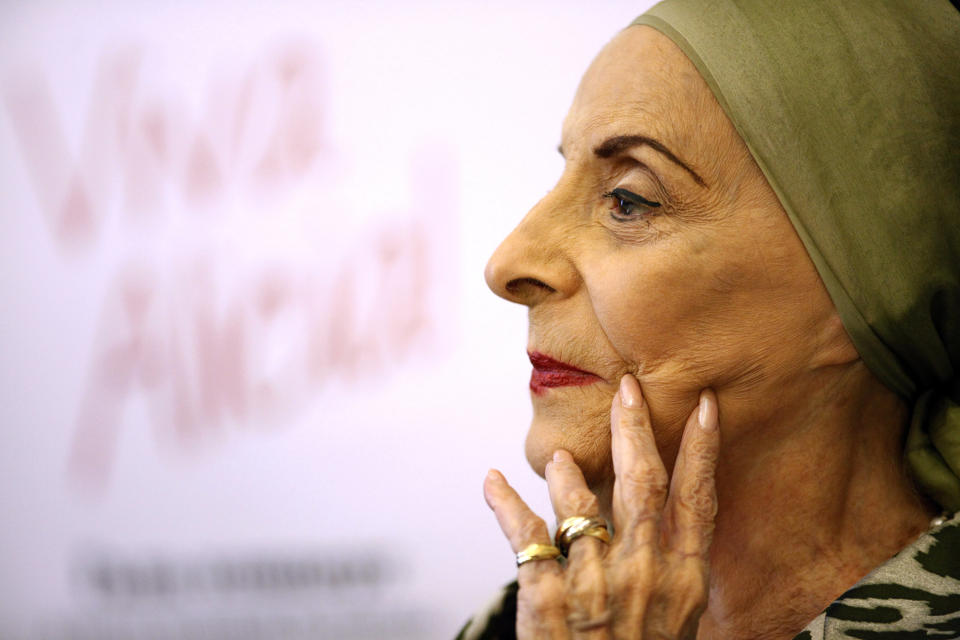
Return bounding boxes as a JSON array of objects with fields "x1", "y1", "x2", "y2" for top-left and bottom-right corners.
[{"x1": 0, "y1": 3, "x2": 650, "y2": 638}]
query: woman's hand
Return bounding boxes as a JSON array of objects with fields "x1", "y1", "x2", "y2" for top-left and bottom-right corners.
[{"x1": 484, "y1": 374, "x2": 720, "y2": 639}]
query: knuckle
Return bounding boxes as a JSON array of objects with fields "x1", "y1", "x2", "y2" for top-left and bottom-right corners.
[
  {"x1": 678, "y1": 476, "x2": 718, "y2": 522},
  {"x1": 621, "y1": 466, "x2": 668, "y2": 498},
  {"x1": 686, "y1": 438, "x2": 719, "y2": 466},
  {"x1": 565, "y1": 563, "x2": 606, "y2": 599},
  {"x1": 671, "y1": 569, "x2": 707, "y2": 606},
  {"x1": 516, "y1": 516, "x2": 549, "y2": 545},
  {"x1": 607, "y1": 559, "x2": 652, "y2": 600},
  {"x1": 643, "y1": 570, "x2": 707, "y2": 639},
  {"x1": 522, "y1": 574, "x2": 566, "y2": 615},
  {"x1": 618, "y1": 407, "x2": 648, "y2": 430},
  {"x1": 607, "y1": 580, "x2": 649, "y2": 621},
  {"x1": 565, "y1": 488, "x2": 600, "y2": 516},
  {"x1": 660, "y1": 577, "x2": 709, "y2": 638}
]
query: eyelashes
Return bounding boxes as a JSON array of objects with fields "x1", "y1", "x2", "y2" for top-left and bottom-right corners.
[{"x1": 602, "y1": 187, "x2": 661, "y2": 222}]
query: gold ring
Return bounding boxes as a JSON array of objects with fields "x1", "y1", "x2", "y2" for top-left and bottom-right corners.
[
  {"x1": 515, "y1": 543, "x2": 562, "y2": 567},
  {"x1": 555, "y1": 516, "x2": 611, "y2": 556}
]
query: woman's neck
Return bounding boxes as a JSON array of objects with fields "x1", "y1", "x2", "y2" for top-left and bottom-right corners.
[{"x1": 697, "y1": 365, "x2": 936, "y2": 639}]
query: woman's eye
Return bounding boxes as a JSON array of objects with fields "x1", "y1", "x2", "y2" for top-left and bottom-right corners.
[{"x1": 602, "y1": 188, "x2": 661, "y2": 221}]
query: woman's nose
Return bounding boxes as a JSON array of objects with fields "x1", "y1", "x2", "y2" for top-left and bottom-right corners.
[{"x1": 484, "y1": 201, "x2": 580, "y2": 307}]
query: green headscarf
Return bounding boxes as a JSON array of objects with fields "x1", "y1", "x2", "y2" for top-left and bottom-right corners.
[{"x1": 633, "y1": 1, "x2": 960, "y2": 509}]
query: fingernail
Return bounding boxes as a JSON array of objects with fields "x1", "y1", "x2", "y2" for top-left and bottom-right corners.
[
  {"x1": 698, "y1": 391, "x2": 717, "y2": 431},
  {"x1": 620, "y1": 374, "x2": 642, "y2": 408},
  {"x1": 487, "y1": 469, "x2": 501, "y2": 482},
  {"x1": 553, "y1": 450, "x2": 572, "y2": 463}
]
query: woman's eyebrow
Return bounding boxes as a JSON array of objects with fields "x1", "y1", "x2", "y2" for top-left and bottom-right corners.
[{"x1": 592, "y1": 134, "x2": 706, "y2": 187}]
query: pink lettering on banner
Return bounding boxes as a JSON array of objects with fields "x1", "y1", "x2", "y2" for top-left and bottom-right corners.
[
  {"x1": 2, "y1": 49, "x2": 141, "y2": 248},
  {"x1": 2, "y1": 42, "x2": 326, "y2": 243},
  {"x1": 3, "y1": 42, "x2": 457, "y2": 493}
]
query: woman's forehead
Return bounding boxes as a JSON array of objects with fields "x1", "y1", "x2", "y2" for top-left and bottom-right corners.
[{"x1": 561, "y1": 26, "x2": 722, "y2": 163}]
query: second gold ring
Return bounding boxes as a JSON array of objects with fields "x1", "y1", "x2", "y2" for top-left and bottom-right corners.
[{"x1": 555, "y1": 516, "x2": 611, "y2": 556}]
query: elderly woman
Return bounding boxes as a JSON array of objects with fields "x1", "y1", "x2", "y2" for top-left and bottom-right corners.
[{"x1": 458, "y1": 1, "x2": 960, "y2": 639}]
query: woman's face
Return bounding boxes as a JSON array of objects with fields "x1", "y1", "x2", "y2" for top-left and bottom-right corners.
[{"x1": 485, "y1": 26, "x2": 850, "y2": 499}]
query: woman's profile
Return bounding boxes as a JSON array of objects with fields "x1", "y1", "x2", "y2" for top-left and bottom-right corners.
[{"x1": 459, "y1": 1, "x2": 960, "y2": 638}]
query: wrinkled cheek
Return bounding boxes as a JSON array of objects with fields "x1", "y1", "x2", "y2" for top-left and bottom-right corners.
[
  {"x1": 594, "y1": 299, "x2": 674, "y2": 373},
  {"x1": 590, "y1": 268, "x2": 714, "y2": 379},
  {"x1": 592, "y1": 297, "x2": 702, "y2": 476}
]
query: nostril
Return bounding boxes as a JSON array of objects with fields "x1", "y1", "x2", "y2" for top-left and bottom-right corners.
[{"x1": 506, "y1": 277, "x2": 555, "y2": 297}]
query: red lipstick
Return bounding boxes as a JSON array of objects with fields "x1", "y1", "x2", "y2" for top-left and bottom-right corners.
[{"x1": 528, "y1": 351, "x2": 602, "y2": 395}]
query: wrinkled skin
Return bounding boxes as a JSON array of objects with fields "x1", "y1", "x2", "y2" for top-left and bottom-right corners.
[{"x1": 482, "y1": 25, "x2": 934, "y2": 639}]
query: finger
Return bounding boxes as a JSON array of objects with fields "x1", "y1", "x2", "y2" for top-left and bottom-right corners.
[
  {"x1": 611, "y1": 374, "x2": 669, "y2": 542},
  {"x1": 638, "y1": 561, "x2": 708, "y2": 640},
  {"x1": 484, "y1": 470, "x2": 569, "y2": 639},
  {"x1": 546, "y1": 450, "x2": 604, "y2": 548},
  {"x1": 662, "y1": 389, "x2": 720, "y2": 558},
  {"x1": 546, "y1": 451, "x2": 610, "y2": 640},
  {"x1": 484, "y1": 469, "x2": 557, "y2": 556}
]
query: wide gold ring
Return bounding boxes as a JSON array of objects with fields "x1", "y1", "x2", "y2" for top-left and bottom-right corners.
[
  {"x1": 555, "y1": 516, "x2": 611, "y2": 556},
  {"x1": 515, "y1": 543, "x2": 562, "y2": 567}
]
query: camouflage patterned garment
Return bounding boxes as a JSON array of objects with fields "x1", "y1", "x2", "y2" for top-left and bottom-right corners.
[
  {"x1": 798, "y1": 511, "x2": 960, "y2": 639},
  {"x1": 456, "y1": 513, "x2": 960, "y2": 640}
]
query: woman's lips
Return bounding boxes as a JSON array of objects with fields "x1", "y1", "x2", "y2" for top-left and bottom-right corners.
[{"x1": 528, "y1": 351, "x2": 603, "y2": 395}]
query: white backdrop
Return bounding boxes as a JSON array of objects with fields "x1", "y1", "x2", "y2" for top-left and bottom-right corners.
[{"x1": 0, "y1": 2, "x2": 654, "y2": 638}]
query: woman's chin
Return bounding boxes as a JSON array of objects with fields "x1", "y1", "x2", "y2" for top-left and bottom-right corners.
[
  {"x1": 524, "y1": 406, "x2": 613, "y2": 486},
  {"x1": 523, "y1": 433, "x2": 553, "y2": 479}
]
